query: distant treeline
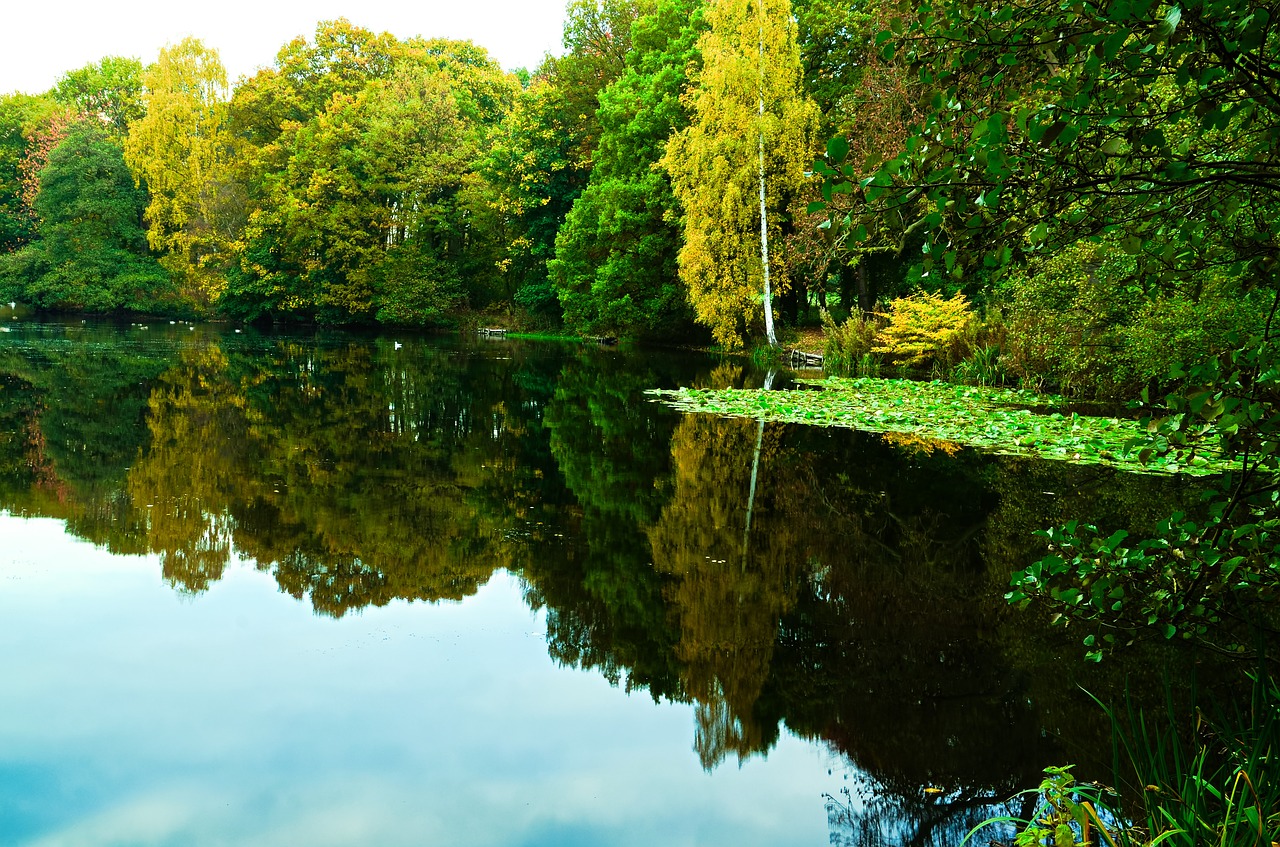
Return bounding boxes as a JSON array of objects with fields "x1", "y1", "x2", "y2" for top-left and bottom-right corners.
[{"x1": 1, "y1": 0, "x2": 1276, "y2": 383}]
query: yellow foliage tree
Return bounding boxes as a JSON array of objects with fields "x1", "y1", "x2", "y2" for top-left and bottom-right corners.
[
  {"x1": 124, "y1": 38, "x2": 239, "y2": 310},
  {"x1": 661, "y1": 0, "x2": 817, "y2": 349}
]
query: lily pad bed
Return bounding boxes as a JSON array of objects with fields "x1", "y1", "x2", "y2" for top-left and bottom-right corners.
[{"x1": 646, "y1": 377, "x2": 1230, "y2": 476}]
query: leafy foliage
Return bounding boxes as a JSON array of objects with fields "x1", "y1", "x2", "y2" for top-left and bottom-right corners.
[
  {"x1": 661, "y1": 0, "x2": 818, "y2": 348},
  {"x1": 871, "y1": 290, "x2": 973, "y2": 368},
  {"x1": 0, "y1": 124, "x2": 172, "y2": 313},
  {"x1": 1011, "y1": 335, "x2": 1280, "y2": 658},
  {"x1": 51, "y1": 56, "x2": 145, "y2": 135},
  {"x1": 648, "y1": 377, "x2": 1228, "y2": 473},
  {"x1": 0, "y1": 93, "x2": 59, "y2": 252},
  {"x1": 124, "y1": 38, "x2": 239, "y2": 310},
  {"x1": 548, "y1": 0, "x2": 705, "y2": 340},
  {"x1": 820, "y1": 307, "x2": 880, "y2": 375},
  {"x1": 222, "y1": 21, "x2": 518, "y2": 324},
  {"x1": 819, "y1": 0, "x2": 1280, "y2": 288}
]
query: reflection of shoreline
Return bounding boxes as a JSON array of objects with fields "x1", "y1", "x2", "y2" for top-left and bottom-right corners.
[{"x1": 0, "y1": 326, "x2": 1210, "y2": 841}]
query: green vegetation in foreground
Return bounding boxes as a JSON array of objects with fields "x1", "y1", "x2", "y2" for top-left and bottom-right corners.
[{"x1": 647, "y1": 377, "x2": 1227, "y2": 476}]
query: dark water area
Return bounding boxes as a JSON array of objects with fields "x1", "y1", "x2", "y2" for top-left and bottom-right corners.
[{"x1": 0, "y1": 318, "x2": 1211, "y2": 845}]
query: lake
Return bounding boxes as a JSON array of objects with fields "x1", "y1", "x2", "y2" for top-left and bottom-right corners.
[{"x1": 0, "y1": 318, "x2": 1202, "y2": 846}]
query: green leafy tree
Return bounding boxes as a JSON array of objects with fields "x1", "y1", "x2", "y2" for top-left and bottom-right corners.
[
  {"x1": 661, "y1": 0, "x2": 818, "y2": 348},
  {"x1": 794, "y1": 0, "x2": 923, "y2": 313},
  {"x1": 479, "y1": 78, "x2": 586, "y2": 317},
  {"x1": 479, "y1": 1, "x2": 645, "y2": 320},
  {"x1": 224, "y1": 22, "x2": 516, "y2": 323},
  {"x1": 548, "y1": 0, "x2": 705, "y2": 340},
  {"x1": 817, "y1": 0, "x2": 1280, "y2": 302},
  {"x1": 222, "y1": 20, "x2": 407, "y2": 321},
  {"x1": 0, "y1": 124, "x2": 172, "y2": 312},
  {"x1": 0, "y1": 94, "x2": 59, "y2": 253},
  {"x1": 51, "y1": 56, "x2": 145, "y2": 135}
]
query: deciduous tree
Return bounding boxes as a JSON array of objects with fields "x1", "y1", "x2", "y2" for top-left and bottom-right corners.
[
  {"x1": 0, "y1": 124, "x2": 172, "y2": 312},
  {"x1": 52, "y1": 56, "x2": 145, "y2": 135},
  {"x1": 661, "y1": 0, "x2": 817, "y2": 348},
  {"x1": 549, "y1": 0, "x2": 705, "y2": 340},
  {"x1": 124, "y1": 38, "x2": 239, "y2": 309}
]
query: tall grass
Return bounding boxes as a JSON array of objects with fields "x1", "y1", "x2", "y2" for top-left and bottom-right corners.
[
  {"x1": 964, "y1": 668, "x2": 1280, "y2": 847},
  {"x1": 1097, "y1": 668, "x2": 1280, "y2": 847},
  {"x1": 821, "y1": 308, "x2": 880, "y2": 376}
]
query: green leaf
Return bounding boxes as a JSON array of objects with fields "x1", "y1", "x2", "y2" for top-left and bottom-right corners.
[{"x1": 1157, "y1": 5, "x2": 1182, "y2": 38}]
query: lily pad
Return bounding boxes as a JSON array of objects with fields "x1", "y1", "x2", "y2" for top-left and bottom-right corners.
[{"x1": 646, "y1": 377, "x2": 1231, "y2": 476}]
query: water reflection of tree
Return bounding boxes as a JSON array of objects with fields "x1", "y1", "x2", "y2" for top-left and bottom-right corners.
[
  {"x1": 128, "y1": 342, "x2": 250, "y2": 591},
  {"x1": 0, "y1": 325, "x2": 172, "y2": 553},
  {"x1": 648, "y1": 413, "x2": 814, "y2": 767},
  {"x1": 825, "y1": 780, "x2": 1029, "y2": 847},
  {"x1": 0, "y1": 328, "x2": 1220, "y2": 843},
  {"x1": 641, "y1": 411, "x2": 1076, "y2": 841},
  {"x1": 533, "y1": 348, "x2": 689, "y2": 699},
  {"x1": 124, "y1": 338, "x2": 572, "y2": 610}
]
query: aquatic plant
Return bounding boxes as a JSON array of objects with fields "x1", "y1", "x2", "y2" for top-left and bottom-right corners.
[{"x1": 647, "y1": 377, "x2": 1228, "y2": 475}]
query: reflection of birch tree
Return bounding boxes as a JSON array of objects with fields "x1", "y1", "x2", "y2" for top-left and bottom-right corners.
[
  {"x1": 648, "y1": 411, "x2": 815, "y2": 767},
  {"x1": 127, "y1": 342, "x2": 251, "y2": 592}
]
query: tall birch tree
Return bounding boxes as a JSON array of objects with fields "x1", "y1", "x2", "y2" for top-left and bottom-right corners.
[
  {"x1": 661, "y1": 0, "x2": 816, "y2": 349},
  {"x1": 124, "y1": 38, "x2": 238, "y2": 309}
]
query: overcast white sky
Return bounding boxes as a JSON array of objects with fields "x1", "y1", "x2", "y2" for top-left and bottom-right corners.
[{"x1": 0, "y1": 0, "x2": 568, "y2": 96}]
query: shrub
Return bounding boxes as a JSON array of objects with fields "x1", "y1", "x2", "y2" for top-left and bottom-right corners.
[
  {"x1": 998, "y1": 240, "x2": 1141, "y2": 396},
  {"x1": 997, "y1": 238, "x2": 1264, "y2": 398},
  {"x1": 821, "y1": 308, "x2": 880, "y2": 376},
  {"x1": 872, "y1": 290, "x2": 974, "y2": 368},
  {"x1": 1126, "y1": 290, "x2": 1268, "y2": 388}
]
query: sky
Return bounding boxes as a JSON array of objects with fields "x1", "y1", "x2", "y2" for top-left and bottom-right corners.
[{"x1": 0, "y1": 0, "x2": 568, "y2": 96}]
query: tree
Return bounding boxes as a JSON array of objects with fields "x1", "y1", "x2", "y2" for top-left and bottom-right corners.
[
  {"x1": 0, "y1": 124, "x2": 172, "y2": 312},
  {"x1": 224, "y1": 23, "x2": 518, "y2": 324},
  {"x1": 661, "y1": 0, "x2": 817, "y2": 349},
  {"x1": 479, "y1": 2, "x2": 646, "y2": 320},
  {"x1": 124, "y1": 38, "x2": 239, "y2": 310},
  {"x1": 549, "y1": 0, "x2": 652, "y2": 169},
  {"x1": 548, "y1": 0, "x2": 705, "y2": 340},
  {"x1": 817, "y1": 0, "x2": 1280, "y2": 300},
  {"x1": 221, "y1": 20, "x2": 405, "y2": 321},
  {"x1": 793, "y1": 0, "x2": 924, "y2": 313},
  {"x1": 51, "y1": 56, "x2": 145, "y2": 135},
  {"x1": 285, "y1": 64, "x2": 473, "y2": 321},
  {"x1": 479, "y1": 78, "x2": 592, "y2": 317},
  {"x1": 0, "y1": 94, "x2": 59, "y2": 253}
]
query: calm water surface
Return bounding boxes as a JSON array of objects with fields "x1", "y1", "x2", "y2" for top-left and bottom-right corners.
[{"x1": 0, "y1": 319, "x2": 1201, "y2": 846}]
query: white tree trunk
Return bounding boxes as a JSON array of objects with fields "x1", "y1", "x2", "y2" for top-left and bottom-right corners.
[{"x1": 758, "y1": 14, "x2": 778, "y2": 348}]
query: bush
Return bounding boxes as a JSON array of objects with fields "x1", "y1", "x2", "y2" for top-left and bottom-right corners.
[
  {"x1": 872, "y1": 290, "x2": 974, "y2": 369},
  {"x1": 997, "y1": 239, "x2": 1264, "y2": 398},
  {"x1": 1126, "y1": 290, "x2": 1269, "y2": 388},
  {"x1": 998, "y1": 240, "x2": 1141, "y2": 396},
  {"x1": 821, "y1": 308, "x2": 880, "y2": 376}
]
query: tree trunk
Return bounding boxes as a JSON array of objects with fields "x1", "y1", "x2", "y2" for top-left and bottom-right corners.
[{"x1": 758, "y1": 16, "x2": 777, "y2": 348}]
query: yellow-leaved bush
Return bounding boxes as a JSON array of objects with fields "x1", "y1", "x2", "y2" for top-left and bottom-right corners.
[{"x1": 872, "y1": 291, "x2": 974, "y2": 367}]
